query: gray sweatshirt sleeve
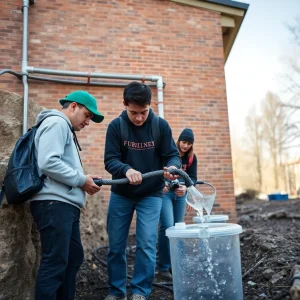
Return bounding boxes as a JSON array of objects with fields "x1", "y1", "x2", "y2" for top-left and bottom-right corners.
[{"x1": 37, "y1": 120, "x2": 86, "y2": 187}]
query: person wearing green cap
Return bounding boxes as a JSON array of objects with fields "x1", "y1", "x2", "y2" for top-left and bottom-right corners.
[{"x1": 30, "y1": 90, "x2": 104, "y2": 300}]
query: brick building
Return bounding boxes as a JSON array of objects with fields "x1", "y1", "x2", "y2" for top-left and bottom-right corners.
[{"x1": 0, "y1": 0, "x2": 248, "y2": 225}]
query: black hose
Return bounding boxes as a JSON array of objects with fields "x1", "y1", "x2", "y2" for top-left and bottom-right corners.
[
  {"x1": 93, "y1": 169, "x2": 194, "y2": 188},
  {"x1": 0, "y1": 69, "x2": 22, "y2": 79}
]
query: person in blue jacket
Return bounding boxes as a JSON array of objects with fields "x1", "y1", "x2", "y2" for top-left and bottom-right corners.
[
  {"x1": 157, "y1": 128, "x2": 197, "y2": 279},
  {"x1": 104, "y1": 82, "x2": 181, "y2": 300}
]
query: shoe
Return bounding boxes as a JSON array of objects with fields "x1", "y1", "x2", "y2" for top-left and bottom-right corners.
[
  {"x1": 130, "y1": 295, "x2": 146, "y2": 300},
  {"x1": 104, "y1": 295, "x2": 127, "y2": 300},
  {"x1": 158, "y1": 270, "x2": 172, "y2": 279}
]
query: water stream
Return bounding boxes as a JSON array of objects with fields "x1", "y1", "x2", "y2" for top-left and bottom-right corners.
[{"x1": 186, "y1": 185, "x2": 216, "y2": 223}]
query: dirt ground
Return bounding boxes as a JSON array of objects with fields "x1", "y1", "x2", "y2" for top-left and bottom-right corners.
[
  {"x1": 76, "y1": 197, "x2": 300, "y2": 300},
  {"x1": 237, "y1": 197, "x2": 300, "y2": 300}
]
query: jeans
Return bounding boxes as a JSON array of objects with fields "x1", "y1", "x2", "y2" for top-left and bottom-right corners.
[
  {"x1": 107, "y1": 192, "x2": 162, "y2": 298},
  {"x1": 158, "y1": 190, "x2": 186, "y2": 271},
  {"x1": 30, "y1": 200, "x2": 84, "y2": 300}
]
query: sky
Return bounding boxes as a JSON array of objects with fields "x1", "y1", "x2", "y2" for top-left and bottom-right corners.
[{"x1": 225, "y1": 0, "x2": 300, "y2": 139}]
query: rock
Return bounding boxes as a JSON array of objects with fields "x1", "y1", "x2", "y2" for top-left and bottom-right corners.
[
  {"x1": 270, "y1": 273, "x2": 283, "y2": 284},
  {"x1": 240, "y1": 205, "x2": 260, "y2": 214},
  {"x1": 279, "y1": 269, "x2": 287, "y2": 277},
  {"x1": 288, "y1": 213, "x2": 300, "y2": 219},
  {"x1": 80, "y1": 194, "x2": 107, "y2": 253},
  {"x1": 259, "y1": 241, "x2": 276, "y2": 252},
  {"x1": 263, "y1": 268, "x2": 275, "y2": 280},
  {"x1": 0, "y1": 90, "x2": 43, "y2": 300},
  {"x1": 265, "y1": 210, "x2": 287, "y2": 219},
  {"x1": 238, "y1": 215, "x2": 251, "y2": 223}
]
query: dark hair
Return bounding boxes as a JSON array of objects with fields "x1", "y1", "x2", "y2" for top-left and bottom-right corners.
[
  {"x1": 176, "y1": 140, "x2": 194, "y2": 159},
  {"x1": 62, "y1": 101, "x2": 83, "y2": 109},
  {"x1": 123, "y1": 81, "x2": 152, "y2": 106}
]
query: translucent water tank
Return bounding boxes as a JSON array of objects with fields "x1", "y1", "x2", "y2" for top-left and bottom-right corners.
[
  {"x1": 166, "y1": 222, "x2": 243, "y2": 300},
  {"x1": 193, "y1": 214, "x2": 229, "y2": 223}
]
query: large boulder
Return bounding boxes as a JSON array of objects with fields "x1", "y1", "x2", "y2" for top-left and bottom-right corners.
[
  {"x1": 0, "y1": 90, "x2": 42, "y2": 300},
  {"x1": 0, "y1": 90, "x2": 107, "y2": 300},
  {"x1": 81, "y1": 193, "x2": 107, "y2": 257}
]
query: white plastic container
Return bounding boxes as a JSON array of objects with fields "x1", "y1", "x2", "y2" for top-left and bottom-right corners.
[
  {"x1": 193, "y1": 214, "x2": 229, "y2": 223},
  {"x1": 166, "y1": 222, "x2": 243, "y2": 300}
]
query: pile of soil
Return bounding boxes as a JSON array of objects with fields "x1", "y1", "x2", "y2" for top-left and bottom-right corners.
[
  {"x1": 238, "y1": 198, "x2": 300, "y2": 300},
  {"x1": 76, "y1": 198, "x2": 300, "y2": 299}
]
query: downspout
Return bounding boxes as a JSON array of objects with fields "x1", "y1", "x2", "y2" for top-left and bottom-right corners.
[
  {"x1": 155, "y1": 76, "x2": 164, "y2": 119},
  {"x1": 21, "y1": 0, "x2": 30, "y2": 134}
]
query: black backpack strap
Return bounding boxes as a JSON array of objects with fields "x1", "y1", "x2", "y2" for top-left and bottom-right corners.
[
  {"x1": 151, "y1": 114, "x2": 160, "y2": 149},
  {"x1": 119, "y1": 116, "x2": 128, "y2": 147},
  {"x1": 71, "y1": 128, "x2": 82, "y2": 166},
  {"x1": 187, "y1": 155, "x2": 194, "y2": 168},
  {"x1": 119, "y1": 116, "x2": 129, "y2": 160},
  {"x1": 0, "y1": 186, "x2": 4, "y2": 205}
]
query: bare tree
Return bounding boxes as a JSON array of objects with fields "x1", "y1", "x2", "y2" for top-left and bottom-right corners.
[
  {"x1": 287, "y1": 17, "x2": 300, "y2": 46},
  {"x1": 245, "y1": 106, "x2": 263, "y2": 191},
  {"x1": 262, "y1": 92, "x2": 288, "y2": 189},
  {"x1": 231, "y1": 136, "x2": 258, "y2": 193},
  {"x1": 280, "y1": 17, "x2": 300, "y2": 148}
]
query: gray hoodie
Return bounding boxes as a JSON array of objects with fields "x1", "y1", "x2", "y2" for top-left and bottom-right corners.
[{"x1": 31, "y1": 109, "x2": 86, "y2": 208}]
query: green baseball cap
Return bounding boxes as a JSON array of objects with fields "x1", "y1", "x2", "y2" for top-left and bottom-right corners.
[{"x1": 59, "y1": 90, "x2": 104, "y2": 123}]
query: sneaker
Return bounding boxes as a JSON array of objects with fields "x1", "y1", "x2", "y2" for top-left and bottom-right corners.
[
  {"x1": 104, "y1": 295, "x2": 127, "y2": 300},
  {"x1": 130, "y1": 295, "x2": 146, "y2": 300},
  {"x1": 158, "y1": 270, "x2": 172, "y2": 279}
]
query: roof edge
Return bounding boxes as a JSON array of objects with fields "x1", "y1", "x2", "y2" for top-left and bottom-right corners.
[{"x1": 205, "y1": 0, "x2": 249, "y2": 10}]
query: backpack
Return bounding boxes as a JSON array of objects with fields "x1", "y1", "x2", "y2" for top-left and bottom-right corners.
[
  {"x1": 0, "y1": 116, "x2": 75, "y2": 205},
  {"x1": 119, "y1": 114, "x2": 161, "y2": 153},
  {"x1": 187, "y1": 156, "x2": 194, "y2": 168}
]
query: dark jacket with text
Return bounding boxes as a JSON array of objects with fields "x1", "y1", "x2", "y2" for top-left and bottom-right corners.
[{"x1": 104, "y1": 109, "x2": 181, "y2": 199}]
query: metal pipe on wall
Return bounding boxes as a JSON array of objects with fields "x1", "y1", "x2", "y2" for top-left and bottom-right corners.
[
  {"x1": 27, "y1": 67, "x2": 159, "y2": 82},
  {"x1": 27, "y1": 67, "x2": 165, "y2": 118},
  {"x1": 21, "y1": 0, "x2": 30, "y2": 134},
  {"x1": 27, "y1": 75, "x2": 163, "y2": 88}
]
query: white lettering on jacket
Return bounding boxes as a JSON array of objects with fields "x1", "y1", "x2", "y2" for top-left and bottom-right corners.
[{"x1": 123, "y1": 140, "x2": 155, "y2": 150}]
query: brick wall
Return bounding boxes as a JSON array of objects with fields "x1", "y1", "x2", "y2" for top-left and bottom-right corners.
[{"x1": 1, "y1": 0, "x2": 236, "y2": 232}]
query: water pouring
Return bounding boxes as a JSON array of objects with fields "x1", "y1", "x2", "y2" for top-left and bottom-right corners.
[{"x1": 186, "y1": 180, "x2": 217, "y2": 221}]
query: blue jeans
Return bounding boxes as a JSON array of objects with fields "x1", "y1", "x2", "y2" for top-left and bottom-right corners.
[
  {"x1": 158, "y1": 191, "x2": 186, "y2": 271},
  {"x1": 107, "y1": 192, "x2": 162, "y2": 298},
  {"x1": 30, "y1": 201, "x2": 84, "y2": 300}
]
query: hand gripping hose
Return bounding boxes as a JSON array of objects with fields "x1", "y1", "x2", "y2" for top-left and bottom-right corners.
[
  {"x1": 93, "y1": 169, "x2": 217, "y2": 221},
  {"x1": 93, "y1": 168, "x2": 194, "y2": 187}
]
